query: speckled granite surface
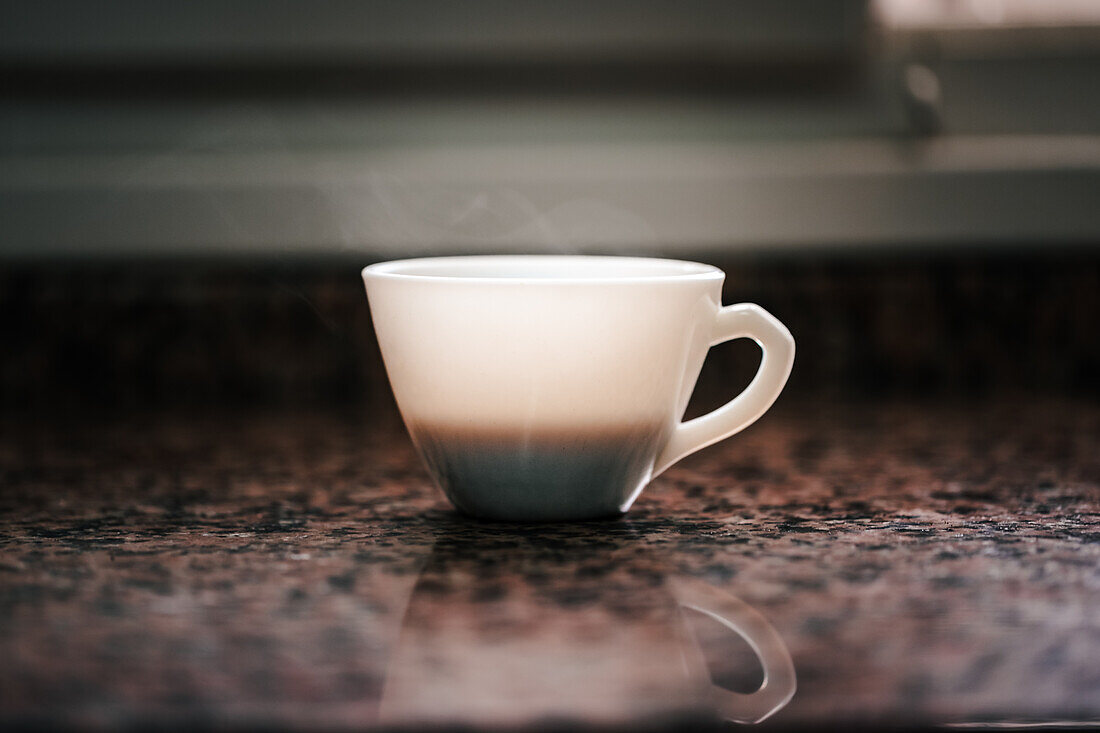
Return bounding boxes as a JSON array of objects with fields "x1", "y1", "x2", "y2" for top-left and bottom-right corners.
[{"x1": 2, "y1": 399, "x2": 1098, "y2": 730}]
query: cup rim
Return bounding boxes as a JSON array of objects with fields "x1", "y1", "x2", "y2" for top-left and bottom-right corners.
[{"x1": 362, "y1": 255, "x2": 723, "y2": 285}]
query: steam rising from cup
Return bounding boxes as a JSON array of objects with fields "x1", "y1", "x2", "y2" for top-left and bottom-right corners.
[{"x1": 335, "y1": 176, "x2": 658, "y2": 256}]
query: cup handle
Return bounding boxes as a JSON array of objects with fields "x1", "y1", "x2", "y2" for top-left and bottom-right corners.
[
  {"x1": 653, "y1": 303, "x2": 794, "y2": 477},
  {"x1": 672, "y1": 577, "x2": 797, "y2": 725}
]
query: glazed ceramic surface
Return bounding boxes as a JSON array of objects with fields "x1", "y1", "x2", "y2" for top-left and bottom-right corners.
[{"x1": 363, "y1": 256, "x2": 794, "y2": 521}]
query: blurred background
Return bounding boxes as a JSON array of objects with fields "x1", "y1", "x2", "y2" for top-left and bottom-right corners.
[
  {"x1": 3, "y1": 4, "x2": 1100, "y2": 731},
  {"x1": 2, "y1": 0, "x2": 1098, "y2": 412}
]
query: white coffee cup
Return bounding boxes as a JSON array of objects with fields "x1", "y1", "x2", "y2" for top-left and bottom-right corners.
[{"x1": 363, "y1": 255, "x2": 794, "y2": 521}]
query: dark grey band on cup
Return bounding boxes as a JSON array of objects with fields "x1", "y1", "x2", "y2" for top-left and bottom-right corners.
[{"x1": 410, "y1": 421, "x2": 666, "y2": 522}]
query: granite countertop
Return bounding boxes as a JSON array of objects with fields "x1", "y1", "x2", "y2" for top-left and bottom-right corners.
[{"x1": 2, "y1": 399, "x2": 1098, "y2": 731}]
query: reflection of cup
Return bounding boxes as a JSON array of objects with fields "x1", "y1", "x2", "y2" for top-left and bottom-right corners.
[
  {"x1": 363, "y1": 255, "x2": 795, "y2": 521},
  {"x1": 671, "y1": 576, "x2": 797, "y2": 725},
  {"x1": 379, "y1": 521, "x2": 795, "y2": 728}
]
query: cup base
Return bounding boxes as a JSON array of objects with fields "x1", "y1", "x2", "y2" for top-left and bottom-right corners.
[
  {"x1": 450, "y1": 505, "x2": 630, "y2": 523},
  {"x1": 410, "y1": 421, "x2": 663, "y2": 523}
]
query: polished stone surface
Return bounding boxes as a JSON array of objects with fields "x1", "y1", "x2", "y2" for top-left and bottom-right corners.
[{"x1": 1, "y1": 400, "x2": 1098, "y2": 730}]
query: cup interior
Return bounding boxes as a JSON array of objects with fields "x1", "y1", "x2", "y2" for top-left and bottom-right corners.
[{"x1": 363, "y1": 255, "x2": 722, "y2": 283}]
